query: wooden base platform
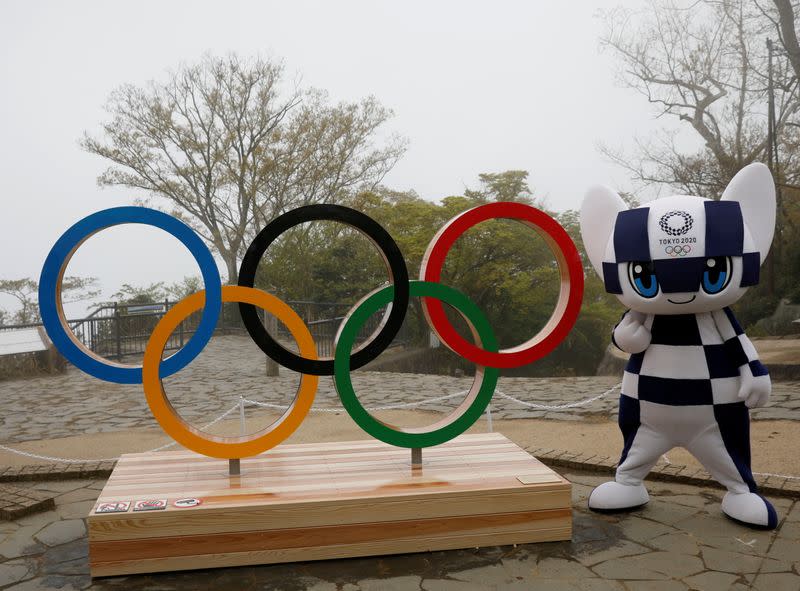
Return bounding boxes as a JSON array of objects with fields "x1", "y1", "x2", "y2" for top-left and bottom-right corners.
[{"x1": 87, "y1": 433, "x2": 572, "y2": 577}]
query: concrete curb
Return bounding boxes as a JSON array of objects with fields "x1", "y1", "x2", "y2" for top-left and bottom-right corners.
[
  {"x1": 0, "y1": 461, "x2": 116, "y2": 483},
  {"x1": 0, "y1": 484, "x2": 55, "y2": 520},
  {"x1": 0, "y1": 448, "x2": 797, "y2": 499},
  {"x1": 529, "y1": 446, "x2": 800, "y2": 499}
]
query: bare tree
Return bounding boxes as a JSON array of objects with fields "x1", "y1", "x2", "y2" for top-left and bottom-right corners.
[
  {"x1": 599, "y1": 0, "x2": 800, "y2": 198},
  {"x1": 769, "y1": 0, "x2": 800, "y2": 80},
  {"x1": 83, "y1": 54, "x2": 407, "y2": 283}
]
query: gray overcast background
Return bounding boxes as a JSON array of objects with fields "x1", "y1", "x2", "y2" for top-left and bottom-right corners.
[{"x1": 0, "y1": 0, "x2": 689, "y2": 316}]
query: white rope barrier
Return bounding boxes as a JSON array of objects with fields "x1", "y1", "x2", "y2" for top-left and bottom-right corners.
[
  {"x1": 0, "y1": 402, "x2": 242, "y2": 463},
  {"x1": 0, "y1": 444, "x2": 120, "y2": 464},
  {"x1": 241, "y1": 390, "x2": 471, "y2": 413},
  {"x1": 241, "y1": 383, "x2": 623, "y2": 413},
  {"x1": 1, "y1": 381, "x2": 798, "y2": 480},
  {"x1": 495, "y1": 384, "x2": 621, "y2": 410}
]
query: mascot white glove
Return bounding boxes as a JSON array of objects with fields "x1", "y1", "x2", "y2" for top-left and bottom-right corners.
[{"x1": 613, "y1": 310, "x2": 652, "y2": 354}]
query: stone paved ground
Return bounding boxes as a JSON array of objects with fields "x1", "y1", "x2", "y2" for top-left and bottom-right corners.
[
  {"x1": 0, "y1": 471, "x2": 797, "y2": 590},
  {"x1": 1, "y1": 336, "x2": 798, "y2": 444}
]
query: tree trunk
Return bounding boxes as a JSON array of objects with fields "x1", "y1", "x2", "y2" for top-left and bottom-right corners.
[
  {"x1": 225, "y1": 256, "x2": 238, "y2": 285},
  {"x1": 774, "y1": 0, "x2": 800, "y2": 80},
  {"x1": 265, "y1": 312, "x2": 280, "y2": 377}
]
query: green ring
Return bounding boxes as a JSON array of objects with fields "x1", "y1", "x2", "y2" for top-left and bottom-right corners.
[{"x1": 334, "y1": 280, "x2": 499, "y2": 448}]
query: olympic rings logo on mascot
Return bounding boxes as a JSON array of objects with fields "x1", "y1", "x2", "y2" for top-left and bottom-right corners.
[{"x1": 664, "y1": 244, "x2": 692, "y2": 257}]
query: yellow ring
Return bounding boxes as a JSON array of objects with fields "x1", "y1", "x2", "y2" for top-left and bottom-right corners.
[{"x1": 142, "y1": 285, "x2": 319, "y2": 459}]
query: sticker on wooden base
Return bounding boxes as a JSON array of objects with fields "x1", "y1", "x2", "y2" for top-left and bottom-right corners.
[
  {"x1": 133, "y1": 499, "x2": 167, "y2": 512},
  {"x1": 173, "y1": 498, "x2": 202, "y2": 508},
  {"x1": 95, "y1": 501, "x2": 130, "y2": 514}
]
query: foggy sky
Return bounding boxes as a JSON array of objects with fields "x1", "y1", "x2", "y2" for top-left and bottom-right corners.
[{"x1": 0, "y1": 0, "x2": 690, "y2": 316}]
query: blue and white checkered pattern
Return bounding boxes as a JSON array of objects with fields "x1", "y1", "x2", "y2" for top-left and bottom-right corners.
[
  {"x1": 603, "y1": 199, "x2": 762, "y2": 294},
  {"x1": 617, "y1": 307, "x2": 767, "y2": 406}
]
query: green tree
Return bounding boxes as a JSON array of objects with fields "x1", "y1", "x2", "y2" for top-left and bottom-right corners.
[
  {"x1": 83, "y1": 54, "x2": 407, "y2": 284},
  {"x1": 111, "y1": 282, "x2": 167, "y2": 305},
  {"x1": 254, "y1": 171, "x2": 620, "y2": 375},
  {"x1": 464, "y1": 170, "x2": 533, "y2": 202},
  {"x1": 166, "y1": 276, "x2": 203, "y2": 301},
  {"x1": 0, "y1": 277, "x2": 99, "y2": 324}
]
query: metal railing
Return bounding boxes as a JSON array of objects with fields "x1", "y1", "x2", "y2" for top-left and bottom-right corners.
[{"x1": 0, "y1": 299, "x2": 408, "y2": 360}]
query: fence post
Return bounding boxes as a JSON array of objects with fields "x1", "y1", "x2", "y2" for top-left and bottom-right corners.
[
  {"x1": 265, "y1": 313, "x2": 279, "y2": 377},
  {"x1": 114, "y1": 303, "x2": 122, "y2": 360},
  {"x1": 174, "y1": 297, "x2": 184, "y2": 348}
]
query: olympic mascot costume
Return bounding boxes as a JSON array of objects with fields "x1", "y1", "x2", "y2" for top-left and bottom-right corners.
[{"x1": 579, "y1": 163, "x2": 778, "y2": 529}]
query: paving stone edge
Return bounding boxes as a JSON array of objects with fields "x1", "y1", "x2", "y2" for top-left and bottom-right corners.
[
  {"x1": 0, "y1": 484, "x2": 56, "y2": 520},
  {"x1": 529, "y1": 446, "x2": 800, "y2": 499},
  {"x1": 0, "y1": 450, "x2": 797, "y2": 499},
  {"x1": 0, "y1": 461, "x2": 117, "y2": 483}
]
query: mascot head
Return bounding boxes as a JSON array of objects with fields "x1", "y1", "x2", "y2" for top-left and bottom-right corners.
[{"x1": 580, "y1": 163, "x2": 776, "y2": 315}]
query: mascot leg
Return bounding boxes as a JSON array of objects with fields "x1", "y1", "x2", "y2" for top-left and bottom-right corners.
[
  {"x1": 685, "y1": 403, "x2": 778, "y2": 529},
  {"x1": 589, "y1": 396, "x2": 671, "y2": 511}
]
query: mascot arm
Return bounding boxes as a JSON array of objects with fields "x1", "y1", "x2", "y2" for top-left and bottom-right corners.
[
  {"x1": 611, "y1": 310, "x2": 653, "y2": 354},
  {"x1": 711, "y1": 307, "x2": 771, "y2": 408}
]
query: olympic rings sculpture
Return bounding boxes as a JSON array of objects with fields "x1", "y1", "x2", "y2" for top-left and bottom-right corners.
[{"x1": 39, "y1": 202, "x2": 584, "y2": 459}]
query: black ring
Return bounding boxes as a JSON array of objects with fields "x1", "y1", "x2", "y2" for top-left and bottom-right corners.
[{"x1": 237, "y1": 204, "x2": 409, "y2": 376}]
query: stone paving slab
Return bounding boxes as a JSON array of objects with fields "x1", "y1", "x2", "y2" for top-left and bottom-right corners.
[
  {"x1": 1, "y1": 335, "x2": 798, "y2": 445},
  {"x1": 0, "y1": 471, "x2": 797, "y2": 590}
]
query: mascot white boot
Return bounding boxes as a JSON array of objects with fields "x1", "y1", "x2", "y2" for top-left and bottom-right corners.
[{"x1": 580, "y1": 163, "x2": 778, "y2": 529}]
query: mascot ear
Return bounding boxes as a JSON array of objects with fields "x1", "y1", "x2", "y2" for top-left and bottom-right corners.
[
  {"x1": 580, "y1": 185, "x2": 628, "y2": 277},
  {"x1": 721, "y1": 163, "x2": 776, "y2": 258}
]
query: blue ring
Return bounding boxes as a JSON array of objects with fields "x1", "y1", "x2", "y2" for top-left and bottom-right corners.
[{"x1": 39, "y1": 207, "x2": 222, "y2": 384}]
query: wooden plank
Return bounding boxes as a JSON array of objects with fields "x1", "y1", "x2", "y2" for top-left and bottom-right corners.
[
  {"x1": 88, "y1": 433, "x2": 571, "y2": 576},
  {"x1": 100, "y1": 453, "x2": 549, "y2": 486},
  {"x1": 95, "y1": 464, "x2": 562, "y2": 500},
  {"x1": 90, "y1": 508, "x2": 570, "y2": 562},
  {"x1": 89, "y1": 487, "x2": 570, "y2": 540},
  {"x1": 90, "y1": 525, "x2": 572, "y2": 577}
]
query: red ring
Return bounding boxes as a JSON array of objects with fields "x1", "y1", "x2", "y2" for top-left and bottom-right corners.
[{"x1": 420, "y1": 201, "x2": 584, "y2": 369}]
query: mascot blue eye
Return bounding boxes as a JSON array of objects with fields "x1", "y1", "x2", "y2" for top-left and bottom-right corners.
[
  {"x1": 702, "y1": 256, "x2": 732, "y2": 294},
  {"x1": 628, "y1": 261, "x2": 659, "y2": 298}
]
